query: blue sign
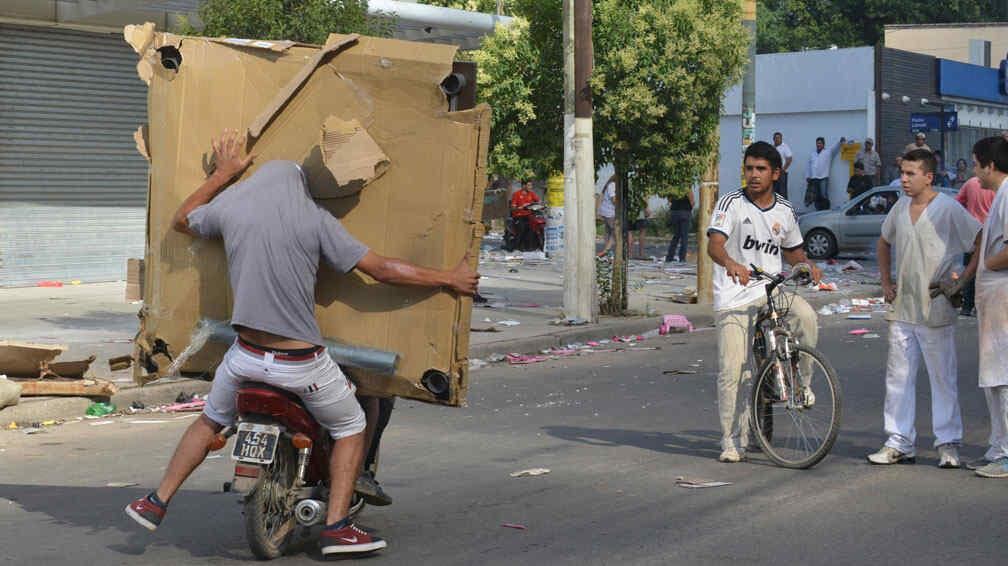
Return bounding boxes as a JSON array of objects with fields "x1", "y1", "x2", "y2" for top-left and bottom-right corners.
[
  {"x1": 938, "y1": 59, "x2": 1008, "y2": 105},
  {"x1": 910, "y1": 112, "x2": 958, "y2": 133}
]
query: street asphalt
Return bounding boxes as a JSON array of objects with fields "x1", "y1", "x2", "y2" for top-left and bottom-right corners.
[{"x1": 1, "y1": 310, "x2": 1004, "y2": 565}]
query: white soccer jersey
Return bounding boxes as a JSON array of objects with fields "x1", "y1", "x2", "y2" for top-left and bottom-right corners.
[{"x1": 708, "y1": 189, "x2": 804, "y2": 311}]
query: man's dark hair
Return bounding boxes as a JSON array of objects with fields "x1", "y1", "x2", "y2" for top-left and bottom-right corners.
[
  {"x1": 972, "y1": 136, "x2": 1008, "y2": 173},
  {"x1": 816, "y1": 137, "x2": 825, "y2": 144},
  {"x1": 773, "y1": 131, "x2": 782, "y2": 138},
  {"x1": 902, "y1": 148, "x2": 937, "y2": 175},
  {"x1": 854, "y1": 161, "x2": 864, "y2": 170},
  {"x1": 744, "y1": 141, "x2": 782, "y2": 170}
]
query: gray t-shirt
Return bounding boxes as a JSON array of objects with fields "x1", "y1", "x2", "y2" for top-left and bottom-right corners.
[{"x1": 187, "y1": 160, "x2": 368, "y2": 345}]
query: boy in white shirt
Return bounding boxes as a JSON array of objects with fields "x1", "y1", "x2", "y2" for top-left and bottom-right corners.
[
  {"x1": 868, "y1": 149, "x2": 981, "y2": 467},
  {"x1": 707, "y1": 141, "x2": 823, "y2": 463}
]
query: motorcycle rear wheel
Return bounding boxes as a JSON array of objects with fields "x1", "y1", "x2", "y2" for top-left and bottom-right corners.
[{"x1": 244, "y1": 439, "x2": 297, "y2": 560}]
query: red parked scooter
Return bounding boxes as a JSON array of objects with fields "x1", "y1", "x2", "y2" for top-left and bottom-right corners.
[
  {"x1": 212, "y1": 382, "x2": 366, "y2": 560},
  {"x1": 503, "y1": 202, "x2": 546, "y2": 251}
]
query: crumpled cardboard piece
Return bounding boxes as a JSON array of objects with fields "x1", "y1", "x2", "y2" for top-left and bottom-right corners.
[
  {"x1": 0, "y1": 342, "x2": 65, "y2": 378},
  {"x1": 316, "y1": 116, "x2": 390, "y2": 198},
  {"x1": 130, "y1": 25, "x2": 489, "y2": 407}
]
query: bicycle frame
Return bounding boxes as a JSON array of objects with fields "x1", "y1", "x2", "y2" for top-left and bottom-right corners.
[{"x1": 751, "y1": 266, "x2": 807, "y2": 409}]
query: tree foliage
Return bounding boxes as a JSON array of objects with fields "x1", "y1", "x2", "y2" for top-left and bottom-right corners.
[
  {"x1": 182, "y1": 0, "x2": 394, "y2": 44},
  {"x1": 758, "y1": 0, "x2": 1007, "y2": 53},
  {"x1": 418, "y1": 0, "x2": 510, "y2": 13}
]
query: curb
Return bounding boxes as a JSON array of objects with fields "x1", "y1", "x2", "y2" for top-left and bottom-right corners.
[
  {"x1": 0, "y1": 377, "x2": 212, "y2": 426},
  {"x1": 468, "y1": 284, "x2": 882, "y2": 360}
]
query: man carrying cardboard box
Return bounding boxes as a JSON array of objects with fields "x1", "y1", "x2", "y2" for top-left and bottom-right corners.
[{"x1": 125, "y1": 130, "x2": 479, "y2": 555}]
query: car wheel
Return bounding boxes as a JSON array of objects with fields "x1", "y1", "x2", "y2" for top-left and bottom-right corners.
[{"x1": 805, "y1": 228, "x2": 837, "y2": 260}]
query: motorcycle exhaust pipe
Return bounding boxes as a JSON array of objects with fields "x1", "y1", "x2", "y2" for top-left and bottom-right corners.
[
  {"x1": 294, "y1": 499, "x2": 327, "y2": 526},
  {"x1": 200, "y1": 319, "x2": 400, "y2": 375}
]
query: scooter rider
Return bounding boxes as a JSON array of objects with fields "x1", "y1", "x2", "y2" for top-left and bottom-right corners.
[
  {"x1": 509, "y1": 180, "x2": 541, "y2": 249},
  {"x1": 125, "y1": 130, "x2": 479, "y2": 556}
]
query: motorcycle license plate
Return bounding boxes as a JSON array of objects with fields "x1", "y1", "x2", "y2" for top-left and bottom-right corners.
[{"x1": 231, "y1": 423, "x2": 280, "y2": 465}]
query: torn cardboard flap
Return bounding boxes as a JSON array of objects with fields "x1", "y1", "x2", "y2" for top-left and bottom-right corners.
[
  {"x1": 124, "y1": 22, "x2": 156, "y2": 55},
  {"x1": 134, "y1": 125, "x2": 150, "y2": 161},
  {"x1": 248, "y1": 34, "x2": 360, "y2": 139},
  {"x1": 319, "y1": 116, "x2": 389, "y2": 197},
  {"x1": 0, "y1": 342, "x2": 65, "y2": 378}
]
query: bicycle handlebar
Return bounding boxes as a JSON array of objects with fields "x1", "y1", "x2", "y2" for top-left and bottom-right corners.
[{"x1": 749, "y1": 263, "x2": 813, "y2": 293}]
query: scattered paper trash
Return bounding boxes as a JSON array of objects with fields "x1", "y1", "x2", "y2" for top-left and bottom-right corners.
[
  {"x1": 846, "y1": 314, "x2": 871, "y2": 320},
  {"x1": 501, "y1": 523, "x2": 527, "y2": 530},
  {"x1": 842, "y1": 260, "x2": 864, "y2": 272},
  {"x1": 106, "y1": 482, "x2": 139, "y2": 488},
  {"x1": 675, "y1": 476, "x2": 732, "y2": 489},
  {"x1": 510, "y1": 468, "x2": 550, "y2": 478},
  {"x1": 848, "y1": 328, "x2": 871, "y2": 336},
  {"x1": 818, "y1": 282, "x2": 838, "y2": 291},
  {"x1": 497, "y1": 320, "x2": 521, "y2": 327},
  {"x1": 863, "y1": 333, "x2": 881, "y2": 339},
  {"x1": 85, "y1": 402, "x2": 117, "y2": 417},
  {"x1": 663, "y1": 369, "x2": 697, "y2": 375},
  {"x1": 89, "y1": 420, "x2": 115, "y2": 426},
  {"x1": 469, "y1": 358, "x2": 488, "y2": 371}
]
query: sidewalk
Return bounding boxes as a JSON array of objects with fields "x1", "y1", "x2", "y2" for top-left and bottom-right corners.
[{"x1": 0, "y1": 242, "x2": 883, "y2": 424}]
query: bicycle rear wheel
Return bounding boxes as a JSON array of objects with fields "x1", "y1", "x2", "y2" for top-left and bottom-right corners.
[{"x1": 749, "y1": 345, "x2": 841, "y2": 469}]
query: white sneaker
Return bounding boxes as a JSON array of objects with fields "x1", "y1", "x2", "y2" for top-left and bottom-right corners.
[
  {"x1": 867, "y1": 445, "x2": 915, "y2": 465},
  {"x1": 937, "y1": 444, "x2": 960, "y2": 469},
  {"x1": 800, "y1": 385, "x2": 816, "y2": 408},
  {"x1": 718, "y1": 447, "x2": 743, "y2": 463}
]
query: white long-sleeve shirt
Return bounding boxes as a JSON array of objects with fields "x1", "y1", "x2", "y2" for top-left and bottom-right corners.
[{"x1": 806, "y1": 141, "x2": 842, "y2": 180}]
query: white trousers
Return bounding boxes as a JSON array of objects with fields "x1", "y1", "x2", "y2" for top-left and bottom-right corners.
[
  {"x1": 883, "y1": 321, "x2": 962, "y2": 453},
  {"x1": 983, "y1": 386, "x2": 1008, "y2": 460}
]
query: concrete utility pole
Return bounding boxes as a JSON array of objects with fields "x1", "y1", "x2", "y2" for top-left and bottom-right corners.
[
  {"x1": 562, "y1": 0, "x2": 580, "y2": 317},
  {"x1": 697, "y1": 0, "x2": 755, "y2": 304},
  {"x1": 566, "y1": 0, "x2": 597, "y2": 322}
]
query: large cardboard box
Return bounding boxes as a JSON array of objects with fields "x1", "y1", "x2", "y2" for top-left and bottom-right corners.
[{"x1": 126, "y1": 25, "x2": 489, "y2": 406}]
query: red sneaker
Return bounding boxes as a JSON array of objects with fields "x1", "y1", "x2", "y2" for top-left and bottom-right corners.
[
  {"x1": 125, "y1": 493, "x2": 166, "y2": 531},
  {"x1": 320, "y1": 522, "x2": 387, "y2": 555}
]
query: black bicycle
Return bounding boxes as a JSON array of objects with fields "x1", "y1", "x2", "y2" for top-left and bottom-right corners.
[{"x1": 749, "y1": 264, "x2": 842, "y2": 469}]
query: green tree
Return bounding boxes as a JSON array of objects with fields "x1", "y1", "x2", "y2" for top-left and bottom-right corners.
[
  {"x1": 475, "y1": 0, "x2": 747, "y2": 313},
  {"x1": 418, "y1": 0, "x2": 510, "y2": 13},
  {"x1": 757, "y1": 0, "x2": 1005, "y2": 53},
  {"x1": 181, "y1": 0, "x2": 394, "y2": 44}
]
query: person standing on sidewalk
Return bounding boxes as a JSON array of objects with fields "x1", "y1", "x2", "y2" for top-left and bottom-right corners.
[
  {"x1": 124, "y1": 130, "x2": 479, "y2": 556},
  {"x1": 597, "y1": 175, "x2": 617, "y2": 257},
  {"x1": 707, "y1": 141, "x2": 822, "y2": 463},
  {"x1": 855, "y1": 137, "x2": 883, "y2": 185},
  {"x1": 772, "y1": 132, "x2": 793, "y2": 198},
  {"x1": 964, "y1": 136, "x2": 1008, "y2": 478},
  {"x1": 867, "y1": 149, "x2": 981, "y2": 468},
  {"x1": 805, "y1": 136, "x2": 845, "y2": 210},
  {"x1": 954, "y1": 175, "x2": 996, "y2": 317},
  {"x1": 665, "y1": 188, "x2": 694, "y2": 263}
]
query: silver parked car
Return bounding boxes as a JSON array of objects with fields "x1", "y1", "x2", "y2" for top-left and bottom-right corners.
[{"x1": 798, "y1": 185, "x2": 956, "y2": 259}]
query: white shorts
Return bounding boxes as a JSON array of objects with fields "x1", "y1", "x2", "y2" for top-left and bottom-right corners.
[{"x1": 204, "y1": 341, "x2": 366, "y2": 439}]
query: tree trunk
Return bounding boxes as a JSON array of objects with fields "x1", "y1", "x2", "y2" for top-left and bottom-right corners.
[{"x1": 605, "y1": 161, "x2": 629, "y2": 314}]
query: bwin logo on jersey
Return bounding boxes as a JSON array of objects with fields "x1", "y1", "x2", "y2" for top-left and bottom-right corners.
[{"x1": 742, "y1": 234, "x2": 780, "y2": 255}]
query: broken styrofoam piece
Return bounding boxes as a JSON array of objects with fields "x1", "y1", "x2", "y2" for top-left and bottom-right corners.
[
  {"x1": 510, "y1": 468, "x2": 550, "y2": 477},
  {"x1": 497, "y1": 320, "x2": 521, "y2": 327}
]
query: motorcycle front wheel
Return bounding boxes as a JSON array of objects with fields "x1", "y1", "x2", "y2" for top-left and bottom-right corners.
[{"x1": 244, "y1": 439, "x2": 297, "y2": 560}]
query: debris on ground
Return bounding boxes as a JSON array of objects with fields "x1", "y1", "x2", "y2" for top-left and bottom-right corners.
[
  {"x1": 500, "y1": 523, "x2": 527, "y2": 530},
  {"x1": 660, "y1": 315, "x2": 693, "y2": 334},
  {"x1": 550, "y1": 318, "x2": 589, "y2": 326},
  {"x1": 846, "y1": 314, "x2": 872, "y2": 320},
  {"x1": 108, "y1": 355, "x2": 133, "y2": 371},
  {"x1": 162, "y1": 399, "x2": 206, "y2": 413},
  {"x1": 0, "y1": 376, "x2": 21, "y2": 409},
  {"x1": 85, "y1": 402, "x2": 117, "y2": 417},
  {"x1": 842, "y1": 260, "x2": 864, "y2": 272},
  {"x1": 510, "y1": 468, "x2": 550, "y2": 477},
  {"x1": 106, "y1": 482, "x2": 139, "y2": 488},
  {"x1": 848, "y1": 329, "x2": 871, "y2": 336},
  {"x1": 470, "y1": 327, "x2": 500, "y2": 333},
  {"x1": 497, "y1": 320, "x2": 521, "y2": 327},
  {"x1": 863, "y1": 333, "x2": 880, "y2": 339},
  {"x1": 469, "y1": 358, "x2": 488, "y2": 371},
  {"x1": 663, "y1": 369, "x2": 698, "y2": 375},
  {"x1": 817, "y1": 282, "x2": 838, "y2": 292},
  {"x1": 675, "y1": 476, "x2": 732, "y2": 489}
]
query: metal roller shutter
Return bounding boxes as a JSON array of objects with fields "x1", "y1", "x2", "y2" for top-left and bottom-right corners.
[{"x1": 0, "y1": 24, "x2": 147, "y2": 286}]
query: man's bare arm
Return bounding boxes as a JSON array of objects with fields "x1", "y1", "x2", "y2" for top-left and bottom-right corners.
[
  {"x1": 355, "y1": 251, "x2": 479, "y2": 296},
  {"x1": 782, "y1": 247, "x2": 822, "y2": 283},
  {"x1": 878, "y1": 236, "x2": 896, "y2": 302},
  {"x1": 960, "y1": 233, "x2": 983, "y2": 281},
  {"x1": 171, "y1": 129, "x2": 254, "y2": 235},
  {"x1": 707, "y1": 232, "x2": 749, "y2": 285},
  {"x1": 986, "y1": 242, "x2": 1008, "y2": 272}
]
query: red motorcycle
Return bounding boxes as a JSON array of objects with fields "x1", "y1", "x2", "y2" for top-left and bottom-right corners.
[
  {"x1": 211, "y1": 382, "x2": 366, "y2": 559},
  {"x1": 503, "y1": 202, "x2": 546, "y2": 251}
]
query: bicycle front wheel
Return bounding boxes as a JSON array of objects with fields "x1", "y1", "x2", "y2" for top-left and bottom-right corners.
[{"x1": 749, "y1": 345, "x2": 842, "y2": 469}]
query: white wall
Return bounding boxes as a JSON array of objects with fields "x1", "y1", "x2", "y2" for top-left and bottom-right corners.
[{"x1": 720, "y1": 47, "x2": 875, "y2": 212}]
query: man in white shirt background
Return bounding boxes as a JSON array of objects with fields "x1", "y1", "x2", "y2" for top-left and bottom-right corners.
[
  {"x1": 772, "y1": 132, "x2": 793, "y2": 199},
  {"x1": 805, "y1": 136, "x2": 845, "y2": 211}
]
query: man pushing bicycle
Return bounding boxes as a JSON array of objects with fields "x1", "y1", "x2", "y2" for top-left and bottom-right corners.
[{"x1": 706, "y1": 141, "x2": 823, "y2": 463}]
